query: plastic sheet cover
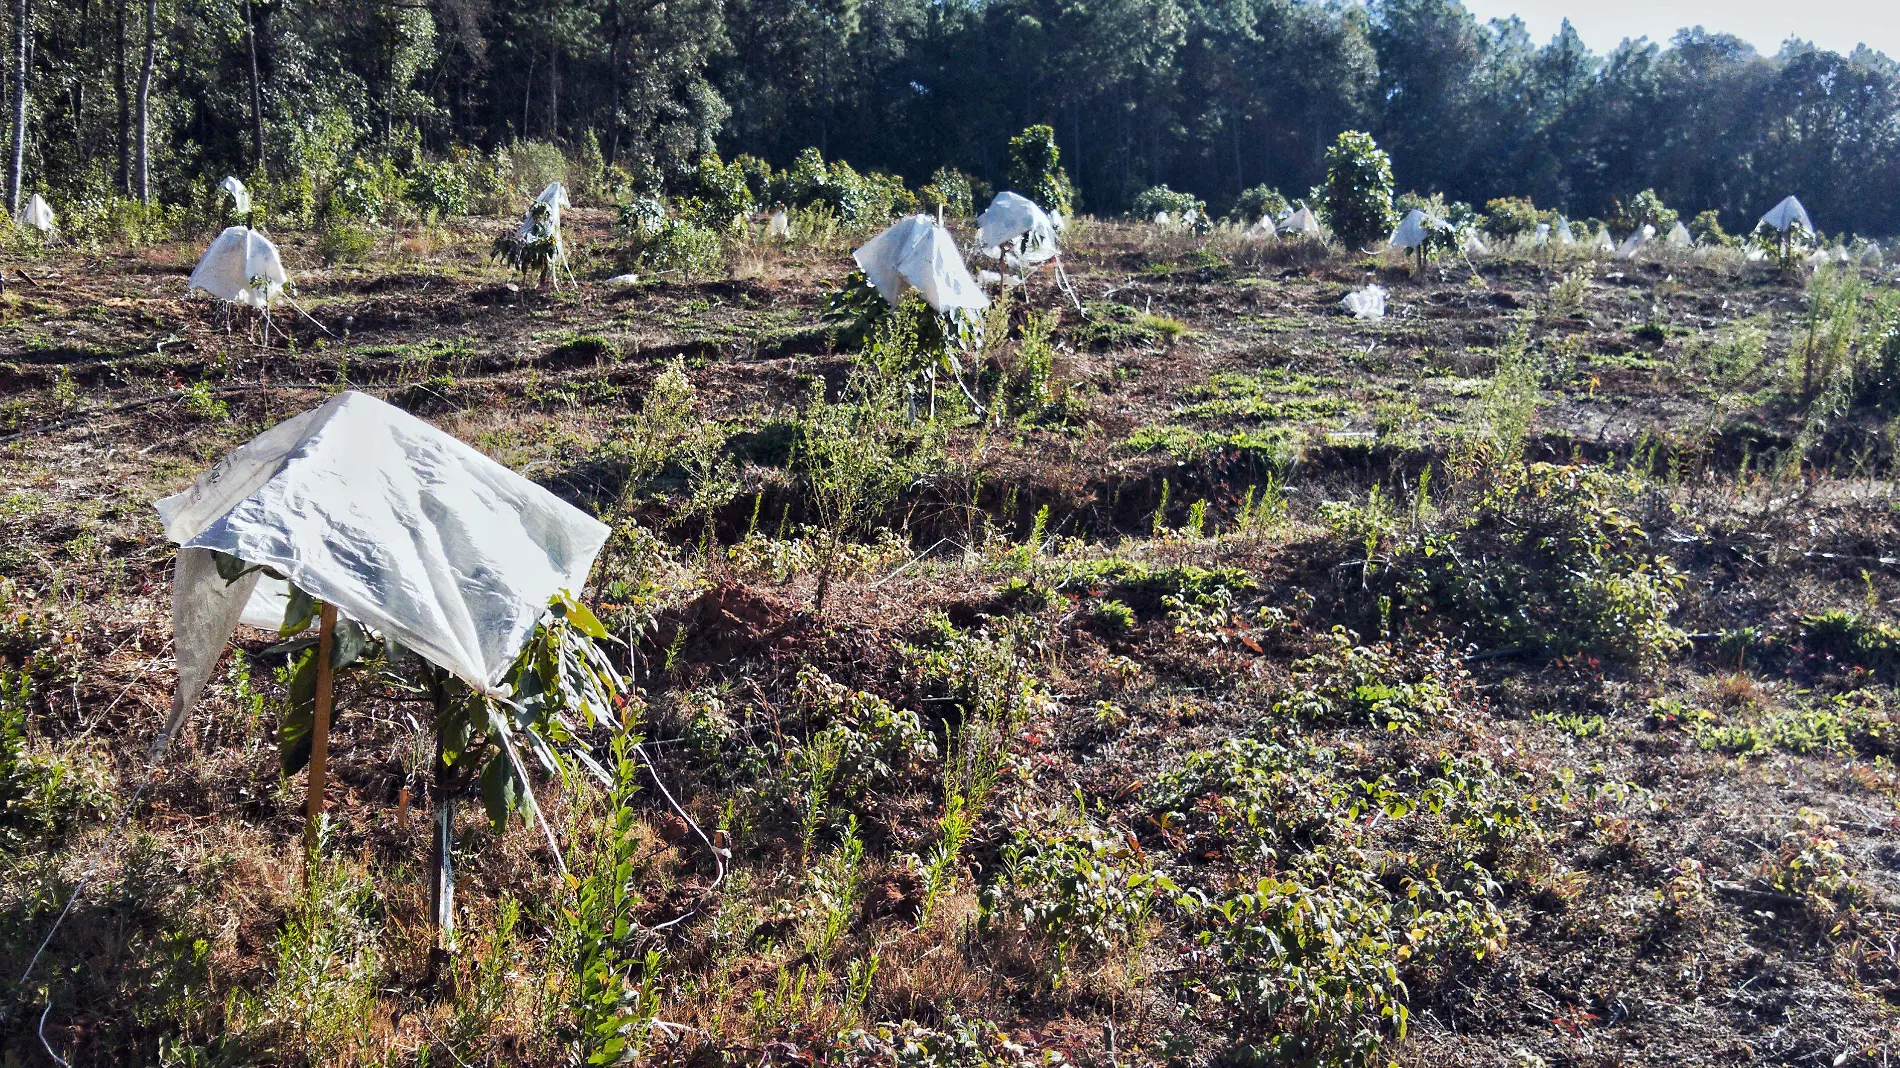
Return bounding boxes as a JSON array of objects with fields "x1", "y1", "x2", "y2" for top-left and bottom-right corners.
[
  {"x1": 1243, "y1": 216, "x2": 1277, "y2": 240},
  {"x1": 1615, "y1": 224, "x2": 1655, "y2": 261},
  {"x1": 219, "y1": 176, "x2": 252, "y2": 215},
  {"x1": 188, "y1": 226, "x2": 288, "y2": 307},
  {"x1": 1282, "y1": 207, "x2": 1322, "y2": 235},
  {"x1": 535, "y1": 182, "x2": 572, "y2": 227},
  {"x1": 853, "y1": 215, "x2": 989, "y2": 314},
  {"x1": 1666, "y1": 222, "x2": 1693, "y2": 248},
  {"x1": 976, "y1": 192, "x2": 1058, "y2": 265},
  {"x1": 1759, "y1": 196, "x2": 1812, "y2": 235},
  {"x1": 18, "y1": 193, "x2": 54, "y2": 232},
  {"x1": 1342, "y1": 284, "x2": 1387, "y2": 321},
  {"x1": 155, "y1": 391, "x2": 610, "y2": 750},
  {"x1": 1388, "y1": 209, "x2": 1441, "y2": 249}
]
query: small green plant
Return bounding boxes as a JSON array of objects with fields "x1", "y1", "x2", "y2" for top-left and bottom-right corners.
[
  {"x1": 980, "y1": 818, "x2": 1167, "y2": 985},
  {"x1": 316, "y1": 220, "x2": 374, "y2": 266},
  {"x1": 559, "y1": 731, "x2": 666, "y2": 1065},
  {"x1": 1095, "y1": 599, "x2": 1136, "y2": 631}
]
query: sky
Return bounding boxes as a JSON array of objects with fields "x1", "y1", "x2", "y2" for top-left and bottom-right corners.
[{"x1": 1454, "y1": 0, "x2": 1899, "y2": 60}]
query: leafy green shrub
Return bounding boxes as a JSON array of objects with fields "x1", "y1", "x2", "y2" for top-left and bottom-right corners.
[
  {"x1": 1338, "y1": 464, "x2": 1688, "y2": 667},
  {"x1": 508, "y1": 138, "x2": 568, "y2": 198},
  {"x1": 1322, "y1": 130, "x2": 1396, "y2": 249},
  {"x1": 1612, "y1": 188, "x2": 1679, "y2": 236},
  {"x1": 59, "y1": 195, "x2": 181, "y2": 248},
  {"x1": 0, "y1": 668, "x2": 108, "y2": 846},
  {"x1": 326, "y1": 155, "x2": 404, "y2": 220},
  {"x1": 1132, "y1": 184, "x2": 1205, "y2": 224},
  {"x1": 1147, "y1": 737, "x2": 1344, "y2": 861},
  {"x1": 638, "y1": 217, "x2": 724, "y2": 279},
  {"x1": 406, "y1": 159, "x2": 470, "y2": 219},
  {"x1": 732, "y1": 153, "x2": 780, "y2": 205},
  {"x1": 1006, "y1": 124, "x2": 1072, "y2": 215},
  {"x1": 1272, "y1": 629, "x2": 1463, "y2": 733},
  {"x1": 686, "y1": 153, "x2": 755, "y2": 230},
  {"x1": 918, "y1": 166, "x2": 974, "y2": 217},
  {"x1": 1228, "y1": 184, "x2": 1289, "y2": 224},
  {"x1": 1801, "y1": 609, "x2": 1900, "y2": 677},
  {"x1": 316, "y1": 220, "x2": 375, "y2": 265},
  {"x1": 1483, "y1": 196, "x2": 1545, "y2": 239},
  {"x1": 1053, "y1": 558, "x2": 1255, "y2": 617},
  {"x1": 1688, "y1": 209, "x2": 1734, "y2": 247},
  {"x1": 778, "y1": 148, "x2": 896, "y2": 230},
  {"x1": 980, "y1": 820, "x2": 1166, "y2": 981}
]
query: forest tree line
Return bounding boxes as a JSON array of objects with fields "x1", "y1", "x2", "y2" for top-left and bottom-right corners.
[{"x1": 5, "y1": 0, "x2": 1900, "y2": 236}]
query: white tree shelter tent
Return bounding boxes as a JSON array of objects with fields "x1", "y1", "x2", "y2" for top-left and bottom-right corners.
[
  {"x1": 535, "y1": 181, "x2": 572, "y2": 227},
  {"x1": 1666, "y1": 221, "x2": 1693, "y2": 248},
  {"x1": 17, "y1": 193, "x2": 54, "y2": 233},
  {"x1": 976, "y1": 191, "x2": 1059, "y2": 267},
  {"x1": 188, "y1": 225, "x2": 288, "y2": 308},
  {"x1": 1555, "y1": 217, "x2": 1577, "y2": 246},
  {"x1": 1615, "y1": 224, "x2": 1656, "y2": 261},
  {"x1": 157, "y1": 390, "x2": 610, "y2": 940},
  {"x1": 853, "y1": 215, "x2": 990, "y2": 315},
  {"x1": 157, "y1": 390, "x2": 610, "y2": 745},
  {"x1": 1244, "y1": 216, "x2": 1277, "y2": 240},
  {"x1": 974, "y1": 191, "x2": 1083, "y2": 309},
  {"x1": 1282, "y1": 207, "x2": 1322, "y2": 236},
  {"x1": 1759, "y1": 195, "x2": 1813, "y2": 236},
  {"x1": 218, "y1": 176, "x2": 252, "y2": 216},
  {"x1": 1388, "y1": 208, "x2": 1448, "y2": 250}
]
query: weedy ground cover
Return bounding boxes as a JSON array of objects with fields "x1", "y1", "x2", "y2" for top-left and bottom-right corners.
[{"x1": 0, "y1": 213, "x2": 1897, "y2": 1066}]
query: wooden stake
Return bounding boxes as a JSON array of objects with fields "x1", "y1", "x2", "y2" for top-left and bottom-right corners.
[{"x1": 304, "y1": 603, "x2": 338, "y2": 864}]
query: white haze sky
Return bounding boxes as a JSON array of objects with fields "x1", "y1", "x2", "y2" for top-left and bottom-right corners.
[{"x1": 1455, "y1": 0, "x2": 1899, "y2": 60}]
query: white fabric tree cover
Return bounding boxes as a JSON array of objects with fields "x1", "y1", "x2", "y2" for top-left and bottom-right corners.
[
  {"x1": 1244, "y1": 216, "x2": 1277, "y2": 240},
  {"x1": 18, "y1": 193, "x2": 54, "y2": 232},
  {"x1": 1388, "y1": 209, "x2": 1439, "y2": 249},
  {"x1": 1615, "y1": 224, "x2": 1655, "y2": 261},
  {"x1": 976, "y1": 192, "x2": 1059, "y2": 265},
  {"x1": 1464, "y1": 232, "x2": 1488, "y2": 255},
  {"x1": 219, "y1": 176, "x2": 252, "y2": 215},
  {"x1": 1153, "y1": 211, "x2": 1172, "y2": 226},
  {"x1": 1531, "y1": 223, "x2": 1551, "y2": 247},
  {"x1": 1556, "y1": 217, "x2": 1577, "y2": 246},
  {"x1": 1342, "y1": 284, "x2": 1387, "y2": 320},
  {"x1": 1666, "y1": 222, "x2": 1693, "y2": 248},
  {"x1": 1759, "y1": 195, "x2": 1812, "y2": 235},
  {"x1": 155, "y1": 390, "x2": 610, "y2": 748},
  {"x1": 768, "y1": 210, "x2": 790, "y2": 238},
  {"x1": 188, "y1": 226, "x2": 288, "y2": 307},
  {"x1": 1592, "y1": 227, "x2": 1615, "y2": 252},
  {"x1": 535, "y1": 182, "x2": 572, "y2": 227},
  {"x1": 1282, "y1": 207, "x2": 1321, "y2": 235},
  {"x1": 852, "y1": 215, "x2": 989, "y2": 314}
]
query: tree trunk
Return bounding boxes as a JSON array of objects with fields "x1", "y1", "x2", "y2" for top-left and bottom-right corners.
[
  {"x1": 7, "y1": 0, "x2": 27, "y2": 217},
  {"x1": 548, "y1": 46, "x2": 558, "y2": 140},
  {"x1": 134, "y1": 0, "x2": 154, "y2": 203},
  {"x1": 244, "y1": 0, "x2": 263, "y2": 168},
  {"x1": 115, "y1": 0, "x2": 128, "y2": 194},
  {"x1": 605, "y1": 0, "x2": 620, "y2": 164},
  {"x1": 424, "y1": 668, "x2": 456, "y2": 985}
]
